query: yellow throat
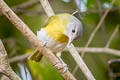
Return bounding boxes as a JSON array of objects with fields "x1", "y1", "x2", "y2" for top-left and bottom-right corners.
[{"x1": 43, "y1": 13, "x2": 71, "y2": 43}]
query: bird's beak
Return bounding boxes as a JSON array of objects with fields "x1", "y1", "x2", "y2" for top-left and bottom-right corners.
[{"x1": 67, "y1": 36, "x2": 73, "y2": 47}]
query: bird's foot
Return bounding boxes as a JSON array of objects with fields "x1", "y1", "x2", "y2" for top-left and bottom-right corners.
[
  {"x1": 56, "y1": 52, "x2": 68, "y2": 73},
  {"x1": 61, "y1": 62, "x2": 68, "y2": 73},
  {"x1": 54, "y1": 61, "x2": 68, "y2": 73}
]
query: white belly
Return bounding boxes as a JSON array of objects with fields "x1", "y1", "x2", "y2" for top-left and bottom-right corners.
[{"x1": 37, "y1": 28, "x2": 67, "y2": 52}]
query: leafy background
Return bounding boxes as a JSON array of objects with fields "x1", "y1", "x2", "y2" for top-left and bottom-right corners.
[{"x1": 0, "y1": 0, "x2": 120, "y2": 80}]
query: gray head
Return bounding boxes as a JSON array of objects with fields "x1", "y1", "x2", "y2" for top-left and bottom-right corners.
[{"x1": 64, "y1": 15, "x2": 83, "y2": 46}]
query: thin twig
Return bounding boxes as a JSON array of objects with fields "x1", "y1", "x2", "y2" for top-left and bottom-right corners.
[
  {"x1": 86, "y1": 7, "x2": 120, "y2": 13},
  {"x1": 0, "y1": 0, "x2": 76, "y2": 80},
  {"x1": 72, "y1": 65, "x2": 78, "y2": 75},
  {"x1": 66, "y1": 47, "x2": 120, "y2": 56},
  {"x1": 105, "y1": 25, "x2": 119, "y2": 48},
  {"x1": 8, "y1": 47, "x2": 120, "y2": 64},
  {"x1": 71, "y1": 10, "x2": 78, "y2": 15},
  {"x1": 0, "y1": 39, "x2": 21, "y2": 80},
  {"x1": 108, "y1": 59, "x2": 120, "y2": 64},
  {"x1": 0, "y1": 0, "x2": 40, "y2": 16},
  {"x1": 9, "y1": 53, "x2": 30, "y2": 63},
  {"x1": 73, "y1": 0, "x2": 82, "y2": 17},
  {"x1": 96, "y1": 0, "x2": 107, "y2": 45}
]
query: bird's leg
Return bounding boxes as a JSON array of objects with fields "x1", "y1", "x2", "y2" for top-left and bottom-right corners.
[{"x1": 56, "y1": 52, "x2": 68, "y2": 73}]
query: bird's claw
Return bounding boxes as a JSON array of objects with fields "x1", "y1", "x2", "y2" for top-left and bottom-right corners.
[
  {"x1": 54, "y1": 62, "x2": 68, "y2": 73},
  {"x1": 62, "y1": 63, "x2": 68, "y2": 73}
]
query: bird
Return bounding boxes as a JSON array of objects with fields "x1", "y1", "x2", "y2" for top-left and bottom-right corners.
[{"x1": 28, "y1": 13, "x2": 83, "y2": 65}]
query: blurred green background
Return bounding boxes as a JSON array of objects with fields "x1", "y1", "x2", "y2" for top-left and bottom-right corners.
[{"x1": 0, "y1": 0, "x2": 120, "y2": 80}]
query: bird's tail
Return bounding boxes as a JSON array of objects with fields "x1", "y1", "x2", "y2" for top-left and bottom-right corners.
[{"x1": 28, "y1": 49, "x2": 43, "y2": 62}]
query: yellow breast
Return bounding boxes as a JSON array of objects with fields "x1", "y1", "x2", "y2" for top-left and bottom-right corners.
[{"x1": 43, "y1": 13, "x2": 71, "y2": 43}]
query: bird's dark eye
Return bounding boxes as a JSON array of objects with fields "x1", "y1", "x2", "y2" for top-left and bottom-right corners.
[{"x1": 72, "y1": 29, "x2": 75, "y2": 33}]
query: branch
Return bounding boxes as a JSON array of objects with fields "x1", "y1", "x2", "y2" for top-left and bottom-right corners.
[
  {"x1": 66, "y1": 47, "x2": 120, "y2": 56},
  {"x1": 0, "y1": 0, "x2": 76, "y2": 80},
  {"x1": 12, "y1": 0, "x2": 39, "y2": 9},
  {"x1": 0, "y1": 0, "x2": 40, "y2": 16},
  {"x1": 86, "y1": 7, "x2": 120, "y2": 14},
  {"x1": 67, "y1": 44, "x2": 95, "y2": 80},
  {"x1": 8, "y1": 47, "x2": 120, "y2": 64},
  {"x1": 0, "y1": 39, "x2": 21, "y2": 80},
  {"x1": 40, "y1": 0, "x2": 55, "y2": 17},
  {"x1": 96, "y1": 0, "x2": 107, "y2": 45},
  {"x1": 9, "y1": 53, "x2": 30, "y2": 63}
]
